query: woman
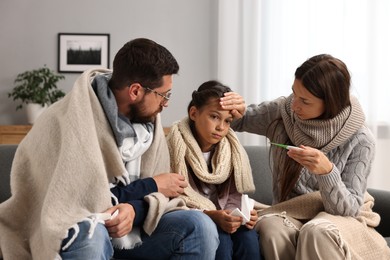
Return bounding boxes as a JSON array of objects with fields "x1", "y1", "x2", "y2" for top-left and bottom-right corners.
[
  {"x1": 166, "y1": 80, "x2": 262, "y2": 260},
  {"x1": 220, "y1": 54, "x2": 390, "y2": 259}
]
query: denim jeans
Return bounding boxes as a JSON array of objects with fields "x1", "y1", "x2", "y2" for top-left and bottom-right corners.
[
  {"x1": 114, "y1": 210, "x2": 219, "y2": 260},
  {"x1": 60, "y1": 210, "x2": 219, "y2": 260},
  {"x1": 60, "y1": 220, "x2": 114, "y2": 260},
  {"x1": 216, "y1": 225, "x2": 262, "y2": 260}
]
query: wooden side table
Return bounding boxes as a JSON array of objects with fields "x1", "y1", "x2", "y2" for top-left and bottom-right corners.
[
  {"x1": 163, "y1": 127, "x2": 170, "y2": 136},
  {"x1": 0, "y1": 125, "x2": 32, "y2": 144}
]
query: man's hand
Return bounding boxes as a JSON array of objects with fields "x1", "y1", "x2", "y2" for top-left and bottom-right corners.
[
  {"x1": 104, "y1": 203, "x2": 135, "y2": 238},
  {"x1": 153, "y1": 173, "x2": 188, "y2": 198}
]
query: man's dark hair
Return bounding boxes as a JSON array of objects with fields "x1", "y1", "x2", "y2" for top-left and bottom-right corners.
[{"x1": 109, "y1": 38, "x2": 179, "y2": 90}]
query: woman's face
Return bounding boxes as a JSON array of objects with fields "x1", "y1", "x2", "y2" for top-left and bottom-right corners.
[
  {"x1": 189, "y1": 98, "x2": 233, "y2": 152},
  {"x1": 291, "y1": 79, "x2": 325, "y2": 120}
]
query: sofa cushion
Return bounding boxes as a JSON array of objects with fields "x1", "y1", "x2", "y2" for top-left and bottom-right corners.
[
  {"x1": 0, "y1": 145, "x2": 16, "y2": 203},
  {"x1": 244, "y1": 146, "x2": 273, "y2": 205},
  {"x1": 368, "y1": 188, "x2": 390, "y2": 238}
]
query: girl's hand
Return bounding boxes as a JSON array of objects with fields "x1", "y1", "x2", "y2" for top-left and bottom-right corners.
[
  {"x1": 204, "y1": 209, "x2": 242, "y2": 233},
  {"x1": 245, "y1": 209, "x2": 258, "y2": 230},
  {"x1": 220, "y1": 92, "x2": 246, "y2": 119},
  {"x1": 287, "y1": 145, "x2": 333, "y2": 175}
]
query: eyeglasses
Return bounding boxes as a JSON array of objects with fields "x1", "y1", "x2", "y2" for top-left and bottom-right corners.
[{"x1": 142, "y1": 86, "x2": 171, "y2": 105}]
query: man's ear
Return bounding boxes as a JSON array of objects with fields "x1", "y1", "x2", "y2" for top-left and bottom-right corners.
[
  {"x1": 189, "y1": 106, "x2": 198, "y2": 121},
  {"x1": 128, "y1": 83, "x2": 143, "y2": 102}
]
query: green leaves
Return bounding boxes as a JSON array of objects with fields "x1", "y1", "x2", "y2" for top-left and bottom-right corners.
[{"x1": 8, "y1": 66, "x2": 65, "y2": 110}]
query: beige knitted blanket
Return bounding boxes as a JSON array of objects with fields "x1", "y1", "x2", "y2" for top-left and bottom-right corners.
[
  {"x1": 0, "y1": 69, "x2": 173, "y2": 260},
  {"x1": 166, "y1": 117, "x2": 255, "y2": 210},
  {"x1": 257, "y1": 191, "x2": 390, "y2": 259}
]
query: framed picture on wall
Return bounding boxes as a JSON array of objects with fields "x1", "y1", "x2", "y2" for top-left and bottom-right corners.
[{"x1": 58, "y1": 33, "x2": 110, "y2": 73}]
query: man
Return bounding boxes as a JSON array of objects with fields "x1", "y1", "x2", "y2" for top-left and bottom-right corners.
[{"x1": 0, "y1": 38, "x2": 219, "y2": 259}]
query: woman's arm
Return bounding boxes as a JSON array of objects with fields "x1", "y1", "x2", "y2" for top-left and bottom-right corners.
[
  {"x1": 228, "y1": 97, "x2": 286, "y2": 137},
  {"x1": 288, "y1": 128, "x2": 375, "y2": 216},
  {"x1": 316, "y1": 129, "x2": 374, "y2": 216}
]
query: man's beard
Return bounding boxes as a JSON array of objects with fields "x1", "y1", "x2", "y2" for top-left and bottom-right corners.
[{"x1": 129, "y1": 102, "x2": 162, "y2": 123}]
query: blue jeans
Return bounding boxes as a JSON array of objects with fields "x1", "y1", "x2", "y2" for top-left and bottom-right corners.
[
  {"x1": 114, "y1": 210, "x2": 219, "y2": 260},
  {"x1": 216, "y1": 225, "x2": 261, "y2": 260},
  {"x1": 60, "y1": 210, "x2": 219, "y2": 260},
  {"x1": 60, "y1": 220, "x2": 113, "y2": 260}
]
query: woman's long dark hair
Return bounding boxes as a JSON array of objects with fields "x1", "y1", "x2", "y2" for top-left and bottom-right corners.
[{"x1": 275, "y1": 54, "x2": 351, "y2": 201}]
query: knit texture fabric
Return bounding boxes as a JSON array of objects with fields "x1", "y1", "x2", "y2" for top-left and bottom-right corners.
[
  {"x1": 257, "y1": 191, "x2": 390, "y2": 259},
  {"x1": 280, "y1": 95, "x2": 365, "y2": 153},
  {"x1": 231, "y1": 95, "x2": 389, "y2": 258},
  {"x1": 0, "y1": 69, "x2": 173, "y2": 259},
  {"x1": 234, "y1": 95, "x2": 375, "y2": 210},
  {"x1": 166, "y1": 117, "x2": 255, "y2": 210}
]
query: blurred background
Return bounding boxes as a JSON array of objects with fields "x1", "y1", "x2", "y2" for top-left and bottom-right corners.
[{"x1": 1, "y1": 0, "x2": 389, "y2": 190}]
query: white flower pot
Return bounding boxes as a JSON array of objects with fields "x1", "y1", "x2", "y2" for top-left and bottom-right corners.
[{"x1": 26, "y1": 103, "x2": 47, "y2": 124}]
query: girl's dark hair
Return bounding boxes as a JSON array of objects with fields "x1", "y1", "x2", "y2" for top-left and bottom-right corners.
[
  {"x1": 187, "y1": 80, "x2": 232, "y2": 132},
  {"x1": 187, "y1": 80, "x2": 232, "y2": 113},
  {"x1": 294, "y1": 54, "x2": 351, "y2": 119},
  {"x1": 109, "y1": 38, "x2": 179, "y2": 90},
  {"x1": 277, "y1": 54, "x2": 351, "y2": 201}
]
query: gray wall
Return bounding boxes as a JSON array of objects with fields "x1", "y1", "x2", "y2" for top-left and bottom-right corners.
[{"x1": 0, "y1": 0, "x2": 218, "y2": 127}]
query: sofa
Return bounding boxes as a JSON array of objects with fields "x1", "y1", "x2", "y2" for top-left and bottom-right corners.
[{"x1": 0, "y1": 144, "x2": 389, "y2": 250}]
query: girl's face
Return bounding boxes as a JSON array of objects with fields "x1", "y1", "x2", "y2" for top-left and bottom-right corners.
[
  {"x1": 189, "y1": 97, "x2": 233, "y2": 152},
  {"x1": 291, "y1": 79, "x2": 325, "y2": 120}
]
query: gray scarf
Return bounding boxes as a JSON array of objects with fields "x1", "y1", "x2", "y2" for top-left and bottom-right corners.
[
  {"x1": 280, "y1": 95, "x2": 365, "y2": 153},
  {"x1": 92, "y1": 74, "x2": 154, "y2": 185},
  {"x1": 92, "y1": 74, "x2": 154, "y2": 147}
]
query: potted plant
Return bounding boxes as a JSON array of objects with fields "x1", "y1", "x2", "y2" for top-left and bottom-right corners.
[{"x1": 8, "y1": 66, "x2": 66, "y2": 124}]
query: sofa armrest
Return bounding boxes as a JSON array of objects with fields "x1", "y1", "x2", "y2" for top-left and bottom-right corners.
[{"x1": 368, "y1": 188, "x2": 390, "y2": 237}]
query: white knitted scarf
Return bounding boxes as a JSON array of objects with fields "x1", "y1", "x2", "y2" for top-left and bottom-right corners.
[{"x1": 166, "y1": 117, "x2": 255, "y2": 210}]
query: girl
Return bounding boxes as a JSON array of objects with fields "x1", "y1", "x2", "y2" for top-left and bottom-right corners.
[{"x1": 166, "y1": 80, "x2": 262, "y2": 260}]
